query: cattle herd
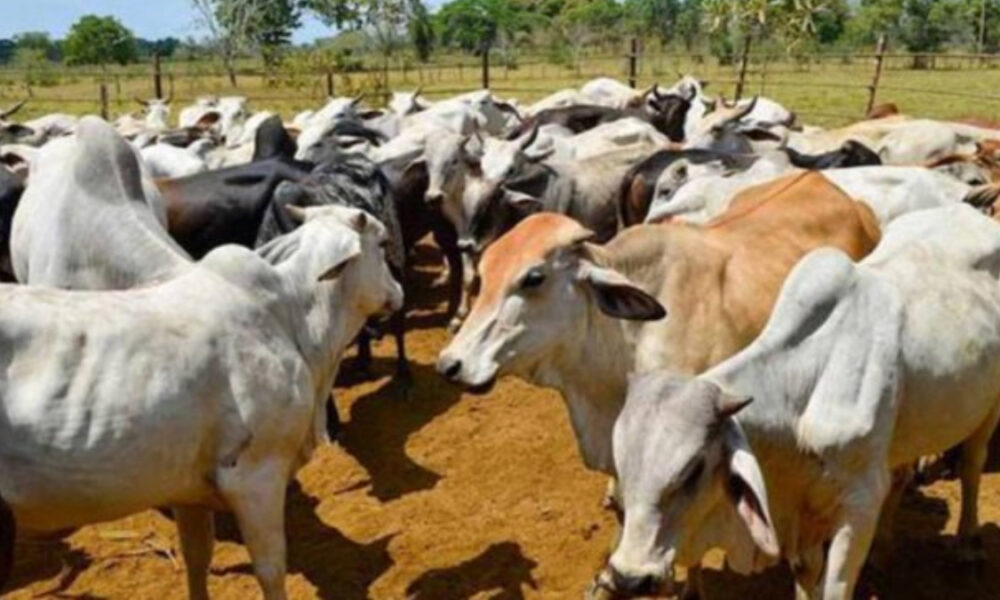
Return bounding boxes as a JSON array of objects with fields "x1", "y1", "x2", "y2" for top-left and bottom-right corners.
[{"x1": 2, "y1": 74, "x2": 1000, "y2": 599}]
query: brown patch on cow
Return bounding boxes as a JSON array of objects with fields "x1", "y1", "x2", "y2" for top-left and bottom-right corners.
[
  {"x1": 866, "y1": 103, "x2": 899, "y2": 120},
  {"x1": 474, "y1": 213, "x2": 594, "y2": 313},
  {"x1": 925, "y1": 144, "x2": 1000, "y2": 183}
]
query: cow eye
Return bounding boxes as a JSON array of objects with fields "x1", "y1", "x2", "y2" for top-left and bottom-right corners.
[{"x1": 520, "y1": 268, "x2": 545, "y2": 289}]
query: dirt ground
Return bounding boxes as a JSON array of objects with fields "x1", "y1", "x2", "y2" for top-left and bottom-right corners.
[{"x1": 6, "y1": 243, "x2": 1000, "y2": 600}]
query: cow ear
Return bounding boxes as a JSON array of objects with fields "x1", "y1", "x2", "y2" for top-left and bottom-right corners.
[
  {"x1": 284, "y1": 204, "x2": 308, "y2": 224},
  {"x1": 402, "y1": 157, "x2": 426, "y2": 182},
  {"x1": 7, "y1": 125, "x2": 34, "y2": 140},
  {"x1": 317, "y1": 253, "x2": 359, "y2": 282},
  {"x1": 195, "y1": 111, "x2": 221, "y2": 130},
  {"x1": 577, "y1": 261, "x2": 666, "y2": 321},
  {"x1": 723, "y1": 423, "x2": 780, "y2": 558},
  {"x1": 525, "y1": 147, "x2": 555, "y2": 164},
  {"x1": 504, "y1": 190, "x2": 544, "y2": 214}
]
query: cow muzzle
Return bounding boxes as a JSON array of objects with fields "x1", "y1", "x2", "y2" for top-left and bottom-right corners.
[
  {"x1": 425, "y1": 190, "x2": 445, "y2": 206},
  {"x1": 435, "y1": 352, "x2": 497, "y2": 394},
  {"x1": 589, "y1": 565, "x2": 672, "y2": 599}
]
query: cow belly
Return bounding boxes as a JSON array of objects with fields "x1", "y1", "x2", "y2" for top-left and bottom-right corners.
[{"x1": 889, "y1": 284, "x2": 1000, "y2": 465}]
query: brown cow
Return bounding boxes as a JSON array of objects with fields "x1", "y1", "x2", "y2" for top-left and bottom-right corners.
[
  {"x1": 439, "y1": 171, "x2": 881, "y2": 598},
  {"x1": 866, "y1": 102, "x2": 900, "y2": 120},
  {"x1": 439, "y1": 170, "x2": 880, "y2": 473}
]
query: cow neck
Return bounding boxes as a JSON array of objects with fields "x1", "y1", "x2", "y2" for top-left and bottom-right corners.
[
  {"x1": 276, "y1": 265, "x2": 363, "y2": 401},
  {"x1": 540, "y1": 297, "x2": 635, "y2": 474}
]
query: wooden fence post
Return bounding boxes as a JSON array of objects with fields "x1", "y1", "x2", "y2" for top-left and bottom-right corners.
[
  {"x1": 152, "y1": 52, "x2": 163, "y2": 99},
  {"x1": 734, "y1": 35, "x2": 752, "y2": 100},
  {"x1": 99, "y1": 81, "x2": 109, "y2": 120},
  {"x1": 628, "y1": 37, "x2": 639, "y2": 88},
  {"x1": 866, "y1": 34, "x2": 887, "y2": 116},
  {"x1": 325, "y1": 67, "x2": 334, "y2": 97},
  {"x1": 481, "y1": 47, "x2": 490, "y2": 89}
]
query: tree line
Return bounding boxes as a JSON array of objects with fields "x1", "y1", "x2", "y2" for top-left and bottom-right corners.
[{"x1": 4, "y1": 0, "x2": 1000, "y2": 75}]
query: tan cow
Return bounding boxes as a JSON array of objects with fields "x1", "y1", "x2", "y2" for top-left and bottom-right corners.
[{"x1": 439, "y1": 171, "x2": 881, "y2": 474}]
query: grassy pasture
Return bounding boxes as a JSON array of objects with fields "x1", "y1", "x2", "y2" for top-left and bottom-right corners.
[{"x1": 2, "y1": 52, "x2": 1000, "y2": 127}]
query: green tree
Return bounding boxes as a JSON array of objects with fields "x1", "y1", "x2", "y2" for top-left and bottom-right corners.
[
  {"x1": 436, "y1": 0, "x2": 543, "y2": 54},
  {"x1": 675, "y1": 0, "x2": 704, "y2": 51},
  {"x1": 63, "y1": 15, "x2": 138, "y2": 66},
  {"x1": 624, "y1": 0, "x2": 681, "y2": 44},
  {"x1": 408, "y1": 0, "x2": 435, "y2": 62},
  {"x1": 556, "y1": 0, "x2": 624, "y2": 61},
  {"x1": 13, "y1": 32, "x2": 59, "y2": 61}
]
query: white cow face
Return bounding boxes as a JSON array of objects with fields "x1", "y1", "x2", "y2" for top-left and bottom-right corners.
[
  {"x1": 287, "y1": 206, "x2": 403, "y2": 319},
  {"x1": 599, "y1": 373, "x2": 778, "y2": 598},
  {"x1": 651, "y1": 157, "x2": 729, "y2": 208},
  {"x1": 437, "y1": 214, "x2": 664, "y2": 392}
]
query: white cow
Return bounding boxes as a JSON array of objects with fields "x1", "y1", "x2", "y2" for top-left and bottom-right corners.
[
  {"x1": 646, "y1": 166, "x2": 970, "y2": 227},
  {"x1": 603, "y1": 204, "x2": 1000, "y2": 600},
  {"x1": 11, "y1": 117, "x2": 186, "y2": 289},
  {"x1": 141, "y1": 142, "x2": 209, "y2": 178},
  {"x1": 0, "y1": 204, "x2": 403, "y2": 600}
]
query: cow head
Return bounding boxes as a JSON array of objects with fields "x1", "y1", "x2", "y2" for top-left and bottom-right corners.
[
  {"x1": 264, "y1": 204, "x2": 403, "y2": 320},
  {"x1": 389, "y1": 88, "x2": 428, "y2": 116},
  {"x1": 593, "y1": 372, "x2": 777, "y2": 598},
  {"x1": 0, "y1": 100, "x2": 34, "y2": 144},
  {"x1": 437, "y1": 213, "x2": 664, "y2": 392},
  {"x1": 420, "y1": 131, "x2": 478, "y2": 211},
  {"x1": 685, "y1": 97, "x2": 784, "y2": 154},
  {"x1": 927, "y1": 142, "x2": 1000, "y2": 187},
  {"x1": 649, "y1": 151, "x2": 735, "y2": 212},
  {"x1": 135, "y1": 95, "x2": 172, "y2": 130},
  {"x1": 644, "y1": 87, "x2": 692, "y2": 143}
]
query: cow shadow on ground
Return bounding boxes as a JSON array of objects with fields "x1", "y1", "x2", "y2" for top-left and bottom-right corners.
[
  {"x1": 6, "y1": 538, "x2": 93, "y2": 598},
  {"x1": 405, "y1": 541, "x2": 538, "y2": 600},
  {"x1": 214, "y1": 481, "x2": 395, "y2": 600},
  {"x1": 699, "y1": 487, "x2": 986, "y2": 600},
  {"x1": 336, "y1": 359, "x2": 463, "y2": 502}
]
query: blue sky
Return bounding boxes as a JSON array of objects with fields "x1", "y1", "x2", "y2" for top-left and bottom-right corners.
[{"x1": 0, "y1": 0, "x2": 338, "y2": 44}]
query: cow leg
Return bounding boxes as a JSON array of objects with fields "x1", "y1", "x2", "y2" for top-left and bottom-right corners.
[
  {"x1": 793, "y1": 545, "x2": 825, "y2": 600},
  {"x1": 174, "y1": 505, "x2": 215, "y2": 600},
  {"x1": 956, "y1": 407, "x2": 999, "y2": 563},
  {"x1": 220, "y1": 461, "x2": 290, "y2": 600},
  {"x1": 869, "y1": 465, "x2": 912, "y2": 572},
  {"x1": 821, "y1": 499, "x2": 882, "y2": 600},
  {"x1": 326, "y1": 393, "x2": 343, "y2": 442},
  {"x1": 391, "y1": 309, "x2": 411, "y2": 383},
  {"x1": 431, "y1": 222, "x2": 463, "y2": 322},
  {"x1": 451, "y1": 255, "x2": 479, "y2": 333},
  {"x1": 355, "y1": 330, "x2": 373, "y2": 376},
  {"x1": 680, "y1": 566, "x2": 705, "y2": 600},
  {"x1": 0, "y1": 495, "x2": 14, "y2": 594}
]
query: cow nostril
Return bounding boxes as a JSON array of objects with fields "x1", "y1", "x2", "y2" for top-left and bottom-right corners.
[
  {"x1": 425, "y1": 192, "x2": 444, "y2": 205},
  {"x1": 611, "y1": 568, "x2": 658, "y2": 596},
  {"x1": 438, "y1": 357, "x2": 462, "y2": 380}
]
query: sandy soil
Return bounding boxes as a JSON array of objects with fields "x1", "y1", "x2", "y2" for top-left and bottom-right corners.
[{"x1": 5, "y1": 244, "x2": 1000, "y2": 600}]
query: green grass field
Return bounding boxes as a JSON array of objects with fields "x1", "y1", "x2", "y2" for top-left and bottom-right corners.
[{"x1": 2, "y1": 52, "x2": 1000, "y2": 127}]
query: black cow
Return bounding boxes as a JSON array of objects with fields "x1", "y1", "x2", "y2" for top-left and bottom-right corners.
[
  {"x1": 0, "y1": 167, "x2": 25, "y2": 282},
  {"x1": 784, "y1": 140, "x2": 881, "y2": 170},
  {"x1": 506, "y1": 91, "x2": 691, "y2": 143},
  {"x1": 617, "y1": 149, "x2": 753, "y2": 227},
  {"x1": 156, "y1": 115, "x2": 313, "y2": 258}
]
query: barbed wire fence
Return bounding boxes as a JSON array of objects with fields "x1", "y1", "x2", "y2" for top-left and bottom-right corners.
[{"x1": 3, "y1": 36, "x2": 1000, "y2": 125}]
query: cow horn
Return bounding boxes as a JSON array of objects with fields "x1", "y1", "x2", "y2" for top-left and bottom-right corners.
[
  {"x1": 134, "y1": 96, "x2": 150, "y2": 107},
  {"x1": 285, "y1": 204, "x2": 308, "y2": 224},
  {"x1": 164, "y1": 90, "x2": 173, "y2": 105},
  {"x1": 351, "y1": 93, "x2": 365, "y2": 107},
  {"x1": 519, "y1": 124, "x2": 539, "y2": 151},
  {"x1": 352, "y1": 211, "x2": 368, "y2": 231},
  {"x1": 715, "y1": 388, "x2": 754, "y2": 419},
  {"x1": 0, "y1": 100, "x2": 26, "y2": 120},
  {"x1": 734, "y1": 96, "x2": 758, "y2": 121},
  {"x1": 413, "y1": 86, "x2": 423, "y2": 98}
]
